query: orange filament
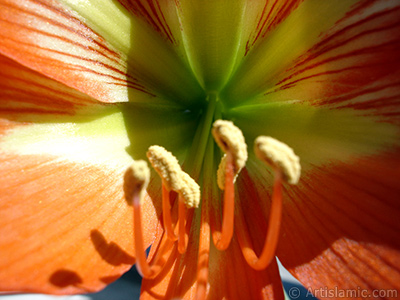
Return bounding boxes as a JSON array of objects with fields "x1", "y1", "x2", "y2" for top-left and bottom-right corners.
[
  {"x1": 196, "y1": 188, "x2": 210, "y2": 300},
  {"x1": 178, "y1": 195, "x2": 188, "y2": 254},
  {"x1": 162, "y1": 183, "x2": 188, "y2": 254},
  {"x1": 133, "y1": 191, "x2": 175, "y2": 279},
  {"x1": 212, "y1": 153, "x2": 235, "y2": 251},
  {"x1": 162, "y1": 184, "x2": 178, "y2": 242},
  {"x1": 236, "y1": 169, "x2": 283, "y2": 270}
]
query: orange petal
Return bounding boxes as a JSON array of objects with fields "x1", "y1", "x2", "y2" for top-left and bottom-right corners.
[
  {"x1": 0, "y1": 53, "x2": 161, "y2": 294},
  {"x1": 0, "y1": 0, "x2": 152, "y2": 103},
  {"x1": 276, "y1": 150, "x2": 400, "y2": 296},
  {"x1": 0, "y1": 153, "x2": 159, "y2": 294},
  {"x1": 0, "y1": 53, "x2": 107, "y2": 120}
]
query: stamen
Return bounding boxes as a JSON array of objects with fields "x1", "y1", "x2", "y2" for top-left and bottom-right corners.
[
  {"x1": 126, "y1": 161, "x2": 174, "y2": 278},
  {"x1": 236, "y1": 169, "x2": 283, "y2": 270},
  {"x1": 212, "y1": 120, "x2": 248, "y2": 190},
  {"x1": 212, "y1": 152, "x2": 235, "y2": 251},
  {"x1": 125, "y1": 160, "x2": 150, "y2": 205},
  {"x1": 212, "y1": 120, "x2": 248, "y2": 251},
  {"x1": 237, "y1": 136, "x2": 300, "y2": 270},
  {"x1": 147, "y1": 145, "x2": 200, "y2": 252},
  {"x1": 147, "y1": 146, "x2": 184, "y2": 241},
  {"x1": 254, "y1": 136, "x2": 300, "y2": 184}
]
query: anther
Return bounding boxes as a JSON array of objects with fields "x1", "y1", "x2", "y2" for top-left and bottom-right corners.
[
  {"x1": 147, "y1": 145, "x2": 200, "y2": 205},
  {"x1": 125, "y1": 160, "x2": 150, "y2": 206},
  {"x1": 179, "y1": 172, "x2": 200, "y2": 208},
  {"x1": 212, "y1": 120, "x2": 248, "y2": 190},
  {"x1": 254, "y1": 136, "x2": 300, "y2": 184},
  {"x1": 126, "y1": 161, "x2": 174, "y2": 278},
  {"x1": 212, "y1": 120, "x2": 248, "y2": 251},
  {"x1": 237, "y1": 136, "x2": 300, "y2": 270},
  {"x1": 147, "y1": 145, "x2": 183, "y2": 191}
]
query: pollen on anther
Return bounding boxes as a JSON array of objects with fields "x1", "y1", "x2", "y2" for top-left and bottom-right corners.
[
  {"x1": 125, "y1": 160, "x2": 150, "y2": 204},
  {"x1": 254, "y1": 136, "x2": 301, "y2": 184},
  {"x1": 147, "y1": 145, "x2": 183, "y2": 192},
  {"x1": 147, "y1": 145, "x2": 200, "y2": 207},
  {"x1": 212, "y1": 120, "x2": 248, "y2": 189},
  {"x1": 179, "y1": 172, "x2": 200, "y2": 208}
]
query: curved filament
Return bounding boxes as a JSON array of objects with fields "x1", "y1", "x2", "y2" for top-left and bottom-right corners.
[
  {"x1": 236, "y1": 170, "x2": 283, "y2": 270},
  {"x1": 133, "y1": 192, "x2": 174, "y2": 279}
]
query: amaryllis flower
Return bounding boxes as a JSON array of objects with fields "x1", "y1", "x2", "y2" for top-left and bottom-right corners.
[{"x1": 0, "y1": 0, "x2": 399, "y2": 299}]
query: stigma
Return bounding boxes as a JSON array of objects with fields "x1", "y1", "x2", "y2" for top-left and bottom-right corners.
[{"x1": 125, "y1": 120, "x2": 301, "y2": 299}]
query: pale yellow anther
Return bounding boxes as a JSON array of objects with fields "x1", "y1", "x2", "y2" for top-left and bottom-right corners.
[
  {"x1": 212, "y1": 120, "x2": 248, "y2": 190},
  {"x1": 125, "y1": 160, "x2": 150, "y2": 204},
  {"x1": 254, "y1": 136, "x2": 301, "y2": 184},
  {"x1": 147, "y1": 145, "x2": 200, "y2": 207},
  {"x1": 147, "y1": 145, "x2": 183, "y2": 192},
  {"x1": 179, "y1": 172, "x2": 200, "y2": 208}
]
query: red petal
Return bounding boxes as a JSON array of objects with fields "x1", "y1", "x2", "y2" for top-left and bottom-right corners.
[
  {"x1": 277, "y1": 150, "x2": 400, "y2": 297},
  {"x1": 266, "y1": 1, "x2": 400, "y2": 110}
]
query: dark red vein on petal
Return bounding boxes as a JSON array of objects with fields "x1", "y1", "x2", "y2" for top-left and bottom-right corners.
[
  {"x1": 1, "y1": 0, "x2": 121, "y2": 61},
  {"x1": 117, "y1": 0, "x2": 174, "y2": 44},
  {"x1": 278, "y1": 20, "x2": 400, "y2": 87},
  {"x1": 0, "y1": 33, "x2": 154, "y2": 96},
  {"x1": 286, "y1": 5, "x2": 400, "y2": 77},
  {"x1": 245, "y1": 0, "x2": 303, "y2": 56}
]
